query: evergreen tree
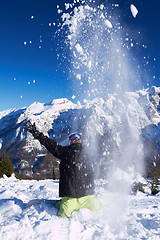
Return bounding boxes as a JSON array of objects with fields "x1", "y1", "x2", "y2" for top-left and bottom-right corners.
[{"x1": 0, "y1": 152, "x2": 14, "y2": 178}]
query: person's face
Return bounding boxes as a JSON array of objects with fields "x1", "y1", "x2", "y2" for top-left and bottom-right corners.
[{"x1": 70, "y1": 138, "x2": 81, "y2": 145}]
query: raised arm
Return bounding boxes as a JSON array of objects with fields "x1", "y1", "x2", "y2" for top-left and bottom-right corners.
[{"x1": 24, "y1": 121, "x2": 64, "y2": 159}]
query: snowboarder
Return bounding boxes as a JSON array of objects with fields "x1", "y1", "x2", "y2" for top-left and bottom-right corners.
[{"x1": 24, "y1": 121, "x2": 101, "y2": 217}]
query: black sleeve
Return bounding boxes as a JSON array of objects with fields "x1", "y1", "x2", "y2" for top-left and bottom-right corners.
[{"x1": 32, "y1": 130, "x2": 65, "y2": 159}]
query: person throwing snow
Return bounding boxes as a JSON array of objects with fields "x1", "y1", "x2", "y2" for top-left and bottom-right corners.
[{"x1": 24, "y1": 121, "x2": 101, "y2": 217}]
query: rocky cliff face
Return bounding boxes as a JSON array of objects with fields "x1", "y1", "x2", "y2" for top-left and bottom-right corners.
[{"x1": 0, "y1": 87, "x2": 160, "y2": 179}]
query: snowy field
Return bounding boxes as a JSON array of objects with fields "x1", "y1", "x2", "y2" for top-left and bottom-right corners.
[{"x1": 0, "y1": 174, "x2": 160, "y2": 240}]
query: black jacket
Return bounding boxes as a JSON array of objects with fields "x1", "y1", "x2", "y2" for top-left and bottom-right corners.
[{"x1": 32, "y1": 131, "x2": 95, "y2": 198}]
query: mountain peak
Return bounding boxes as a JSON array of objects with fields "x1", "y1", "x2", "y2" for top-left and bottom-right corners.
[
  {"x1": 49, "y1": 98, "x2": 75, "y2": 107},
  {"x1": 27, "y1": 102, "x2": 45, "y2": 114}
]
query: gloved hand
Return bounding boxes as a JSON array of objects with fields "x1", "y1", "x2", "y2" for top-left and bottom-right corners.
[{"x1": 24, "y1": 121, "x2": 36, "y2": 134}]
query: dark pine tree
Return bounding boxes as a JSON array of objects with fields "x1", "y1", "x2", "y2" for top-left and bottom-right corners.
[{"x1": 0, "y1": 152, "x2": 15, "y2": 178}]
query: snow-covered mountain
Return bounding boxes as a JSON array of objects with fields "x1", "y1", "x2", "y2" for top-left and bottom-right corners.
[
  {"x1": 0, "y1": 98, "x2": 76, "y2": 178},
  {"x1": 0, "y1": 87, "x2": 160, "y2": 179}
]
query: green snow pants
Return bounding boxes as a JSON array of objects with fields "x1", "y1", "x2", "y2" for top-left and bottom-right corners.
[{"x1": 55, "y1": 195, "x2": 102, "y2": 218}]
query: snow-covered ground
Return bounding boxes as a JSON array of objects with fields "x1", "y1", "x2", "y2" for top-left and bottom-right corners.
[{"x1": 0, "y1": 174, "x2": 160, "y2": 240}]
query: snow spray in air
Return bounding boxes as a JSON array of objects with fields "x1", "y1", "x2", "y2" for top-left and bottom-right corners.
[{"x1": 57, "y1": 0, "x2": 144, "y2": 229}]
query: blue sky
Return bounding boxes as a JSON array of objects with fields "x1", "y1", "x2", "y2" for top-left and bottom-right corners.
[{"x1": 0, "y1": 0, "x2": 160, "y2": 111}]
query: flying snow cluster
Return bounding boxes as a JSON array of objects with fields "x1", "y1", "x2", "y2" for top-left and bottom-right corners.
[
  {"x1": 55, "y1": 1, "x2": 142, "y2": 101},
  {"x1": 130, "y1": 4, "x2": 138, "y2": 18}
]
